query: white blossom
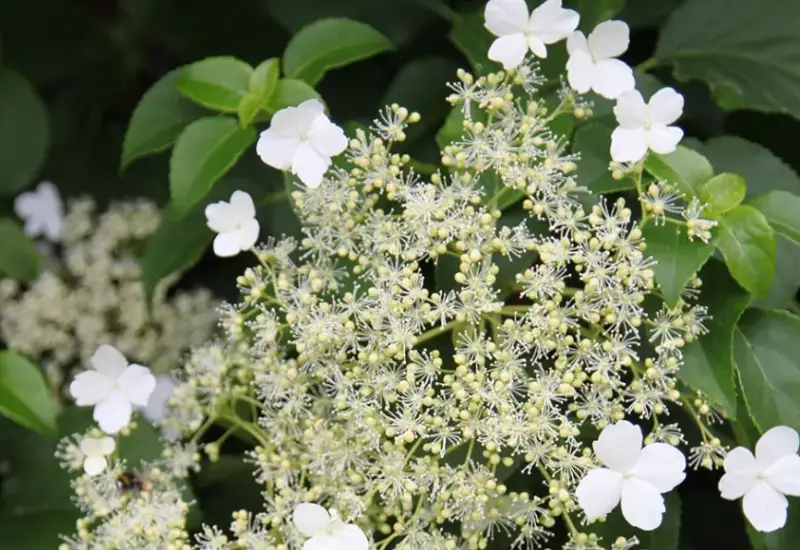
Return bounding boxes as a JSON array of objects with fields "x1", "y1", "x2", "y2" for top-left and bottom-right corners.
[
  {"x1": 576, "y1": 421, "x2": 686, "y2": 530},
  {"x1": 256, "y1": 99, "x2": 347, "y2": 188},
  {"x1": 484, "y1": 0, "x2": 580, "y2": 69},
  {"x1": 80, "y1": 436, "x2": 115, "y2": 476},
  {"x1": 205, "y1": 190, "x2": 260, "y2": 258},
  {"x1": 611, "y1": 87, "x2": 684, "y2": 163},
  {"x1": 13, "y1": 181, "x2": 64, "y2": 242},
  {"x1": 719, "y1": 426, "x2": 800, "y2": 533},
  {"x1": 140, "y1": 374, "x2": 175, "y2": 424},
  {"x1": 566, "y1": 20, "x2": 634, "y2": 99},
  {"x1": 292, "y1": 503, "x2": 369, "y2": 550},
  {"x1": 69, "y1": 345, "x2": 156, "y2": 434}
]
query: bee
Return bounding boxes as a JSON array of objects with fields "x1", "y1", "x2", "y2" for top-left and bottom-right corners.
[{"x1": 116, "y1": 470, "x2": 152, "y2": 494}]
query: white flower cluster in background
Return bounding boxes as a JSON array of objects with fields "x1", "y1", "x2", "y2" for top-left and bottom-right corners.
[{"x1": 0, "y1": 194, "x2": 219, "y2": 396}]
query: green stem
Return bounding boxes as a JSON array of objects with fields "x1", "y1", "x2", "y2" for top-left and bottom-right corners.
[
  {"x1": 637, "y1": 58, "x2": 659, "y2": 72},
  {"x1": 407, "y1": 158, "x2": 438, "y2": 175},
  {"x1": 414, "y1": 320, "x2": 461, "y2": 345}
]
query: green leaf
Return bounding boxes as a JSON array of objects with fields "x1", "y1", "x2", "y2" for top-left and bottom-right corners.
[
  {"x1": 655, "y1": 0, "x2": 800, "y2": 118},
  {"x1": 642, "y1": 221, "x2": 717, "y2": 305},
  {"x1": 0, "y1": 351, "x2": 56, "y2": 436},
  {"x1": 283, "y1": 18, "x2": 393, "y2": 85},
  {"x1": 717, "y1": 205, "x2": 776, "y2": 299},
  {"x1": 699, "y1": 173, "x2": 746, "y2": 214},
  {"x1": 266, "y1": 78, "x2": 322, "y2": 112},
  {"x1": 121, "y1": 68, "x2": 206, "y2": 169},
  {"x1": 176, "y1": 56, "x2": 253, "y2": 113},
  {"x1": 572, "y1": 123, "x2": 634, "y2": 193},
  {"x1": 577, "y1": 0, "x2": 626, "y2": 30},
  {"x1": 494, "y1": 207, "x2": 546, "y2": 297},
  {"x1": 449, "y1": 11, "x2": 494, "y2": 73},
  {"x1": 588, "y1": 491, "x2": 681, "y2": 550},
  {"x1": 735, "y1": 309, "x2": 800, "y2": 432},
  {"x1": 0, "y1": 509, "x2": 80, "y2": 549},
  {"x1": 0, "y1": 219, "x2": 41, "y2": 282},
  {"x1": 169, "y1": 116, "x2": 257, "y2": 218},
  {"x1": 0, "y1": 69, "x2": 49, "y2": 195},
  {"x1": 237, "y1": 93, "x2": 263, "y2": 127},
  {"x1": 680, "y1": 260, "x2": 750, "y2": 418},
  {"x1": 749, "y1": 190, "x2": 800, "y2": 246},
  {"x1": 436, "y1": 106, "x2": 465, "y2": 150},
  {"x1": 250, "y1": 58, "x2": 280, "y2": 102},
  {"x1": 644, "y1": 146, "x2": 714, "y2": 198}
]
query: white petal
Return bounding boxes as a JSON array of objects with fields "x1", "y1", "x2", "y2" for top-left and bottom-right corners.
[
  {"x1": 613, "y1": 90, "x2": 648, "y2": 128},
  {"x1": 99, "y1": 436, "x2": 116, "y2": 455},
  {"x1": 42, "y1": 214, "x2": 63, "y2": 242},
  {"x1": 527, "y1": 0, "x2": 579, "y2": 44},
  {"x1": 13, "y1": 190, "x2": 38, "y2": 218},
  {"x1": 765, "y1": 454, "x2": 800, "y2": 497},
  {"x1": 293, "y1": 503, "x2": 331, "y2": 537},
  {"x1": 229, "y1": 190, "x2": 256, "y2": 220},
  {"x1": 89, "y1": 345, "x2": 129, "y2": 379},
  {"x1": 23, "y1": 216, "x2": 46, "y2": 239},
  {"x1": 292, "y1": 142, "x2": 332, "y2": 188},
  {"x1": 630, "y1": 443, "x2": 686, "y2": 493},
  {"x1": 724, "y1": 446, "x2": 758, "y2": 473},
  {"x1": 566, "y1": 50, "x2": 595, "y2": 94},
  {"x1": 308, "y1": 116, "x2": 348, "y2": 158},
  {"x1": 79, "y1": 437, "x2": 104, "y2": 456},
  {"x1": 70, "y1": 371, "x2": 115, "y2": 406},
  {"x1": 620, "y1": 477, "x2": 666, "y2": 531},
  {"x1": 270, "y1": 100, "x2": 324, "y2": 136},
  {"x1": 233, "y1": 218, "x2": 260, "y2": 251},
  {"x1": 303, "y1": 535, "x2": 338, "y2": 550},
  {"x1": 593, "y1": 420, "x2": 642, "y2": 472},
  {"x1": 588, "y1": 20, "x2": 630, "y2": 60},
  {"x1": 526, "y1": 35, "x2": 548, "y2": 59},
  {"x1": 332, "y1": 524, "x2": 369, "y2": 550},
  {"x1": 647, "y1": 125, "x2": 683, "y2": 155},
  {"x1": 142, "y1": 375, "x2": 175, "y2": 424},
  {"x1": 257, "y1": 130, "x2": 300, "y2": 171},
  {"x1": 592, "y1": 58, "x2": 635, "y2": 100},
  {"x1": 83, "y1": 456, "x2": 107, "y2": 476},
  {"x1": 205, "y1": 201, "x2": 239, "y2": 233},
  {"x1": 648, "y1": 87, "x2": 684, "y2": 125},
  {"x1": 213, "y1": 231, "x2": 244, "y2": 257},
  {"x1": 118, "y1": 364, "x2": 156, "y2": 407},
  {"x1": 743, "y1": 481, "x2": 788, "y2": 533},
  {"x1": 94, "y1": 392, "x2": 133, "y2": 434},
  {"x1": 611, "y1": 127, "x2": 648, "y2": 163},
  {"x1": 756, "y1": 426, "x2": 799, "y2": 470},
  {"x1": 566, "y1": 31, "x2": 588, "y2": 55},
  {"x1": 37, "y1": 182, "x2": 63, "y2": 214},
  {"x1": 484, "y1": 0, "x2": 528, "y2": 36},
  {"x1": 575, "y1": 468, "x2": 623, "y2": 518},
  {"x1": 488, "y1": 33, "x2": 529, "y2": 69},
  {"x1": 719, "y1": 471, "x2": 758, "y2": 500}
]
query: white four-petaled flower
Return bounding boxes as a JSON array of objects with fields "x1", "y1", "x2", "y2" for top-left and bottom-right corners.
[
  {"x1": 485, "y1": 0, "x2": 580, "y2": 69},
  {"x1": 566, "y1": 20, "x2": 634, "y2": 99},
  {"x1": 719, "y1": 426, "x2": 800, "y2": 533},
  {"x1": 14, "y1": 181, "x2": 64, "y2": 242},
  {"x1": 205, "y1": 190, "x2": 260, "y2": 258},
  {"x1": 140, "y1": 374, "x2": 175, "y2": 424},
  {"x1": 80, "y1": 436, "x2": 116, "y2": 476},
  {"x1": 292, "y1": 502, "x2": 369, "y2": 550},
  {"x1": 576, "y1": 421, "x2": 686, "y2": 531},
  {"x1": 611, "y1": 87, "x2": 684, "y2": 163},
  {"x1": 256, "y1": 99, "x2": 347, "y2": 189},
  {"x1": 69, "y1": 345, "x2": 156, "y2": 434}
]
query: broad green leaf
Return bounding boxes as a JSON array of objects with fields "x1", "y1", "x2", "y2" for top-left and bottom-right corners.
[
  {"x1": 749, "y1": 191, "x2": 800, "y2": 246},
  {"x1": 0, "y1": 351, "x2": 56, "y2": 435},
  {"x1": 266, "y1": 78, "x2": 322, "y2": 112},
  {"x1": 176, "y1": 57, "x2": 253, "y2": 113},
  {"x1": 655, "y1": 0, "x2": 800, "y2": 118},
  {"x1": 680, "y1": 260, "x2": 750, "y2": 418},
  {"x1": 121, "y1": 68, "x2": 206, "y2": 169},
  {"x1": 237, "y1": 94, "x2": 263, "y2": 127},
  {"x1": 0, "y1": 219, "x2": 41, "y2": 282},
  {"x1": 642, "y1": 221, "x2": 716, "y2": 305},
  {"x1": 577, "y1": 0, "x2": 626, "y2": 30},
  {"x1": 699, "y1": 173, "x2": 746, "y2": 215},
  {"x1": 619, "y1": 0, "x2": 679, "y2": 28},
  {"x1": 0, "y1": 509, "x2": 80, "y2": 549},
  {"x1": 572, "y1": 123, "x2": 634, "y2": 193},
  {"x1": 436, "y1": 106, "x2": 465, "y2": 150},
  {"x1": 644, "y1": 146, "x2": 714, "y2": 198},
  {"x1": 717, "y1": 205, "x2": 776, "y2": 299},
  {"x1": 0, "y1": 69, "x2": 49, "y2": 195},
  {"x1": 250, "y1": 58, "x2": 280, "y2": 102},
  {"x1": 169, "y1": 116, "x2": 256, "y2": 218},
  {"x1": 283, "y1": 18, "x2": 393, "y2": 85},
  {"x1": 735, "y1": 309, "x2": 800, "y2": 432},
  {"x1": 449, "y1": 11, "x2": 494, "y2": 73}
]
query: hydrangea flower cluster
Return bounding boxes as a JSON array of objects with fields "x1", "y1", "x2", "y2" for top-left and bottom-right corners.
[
  {"x1": 0, "y1": 195, "x2": 219, "y2": 394},
  {"x1": 53, "y1": 2, "x2": 800, "y2": 549}
]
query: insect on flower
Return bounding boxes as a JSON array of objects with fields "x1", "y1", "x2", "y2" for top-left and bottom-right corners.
[{"x1": 117, "y1": 470, "x2": 153, "y2": 494}]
